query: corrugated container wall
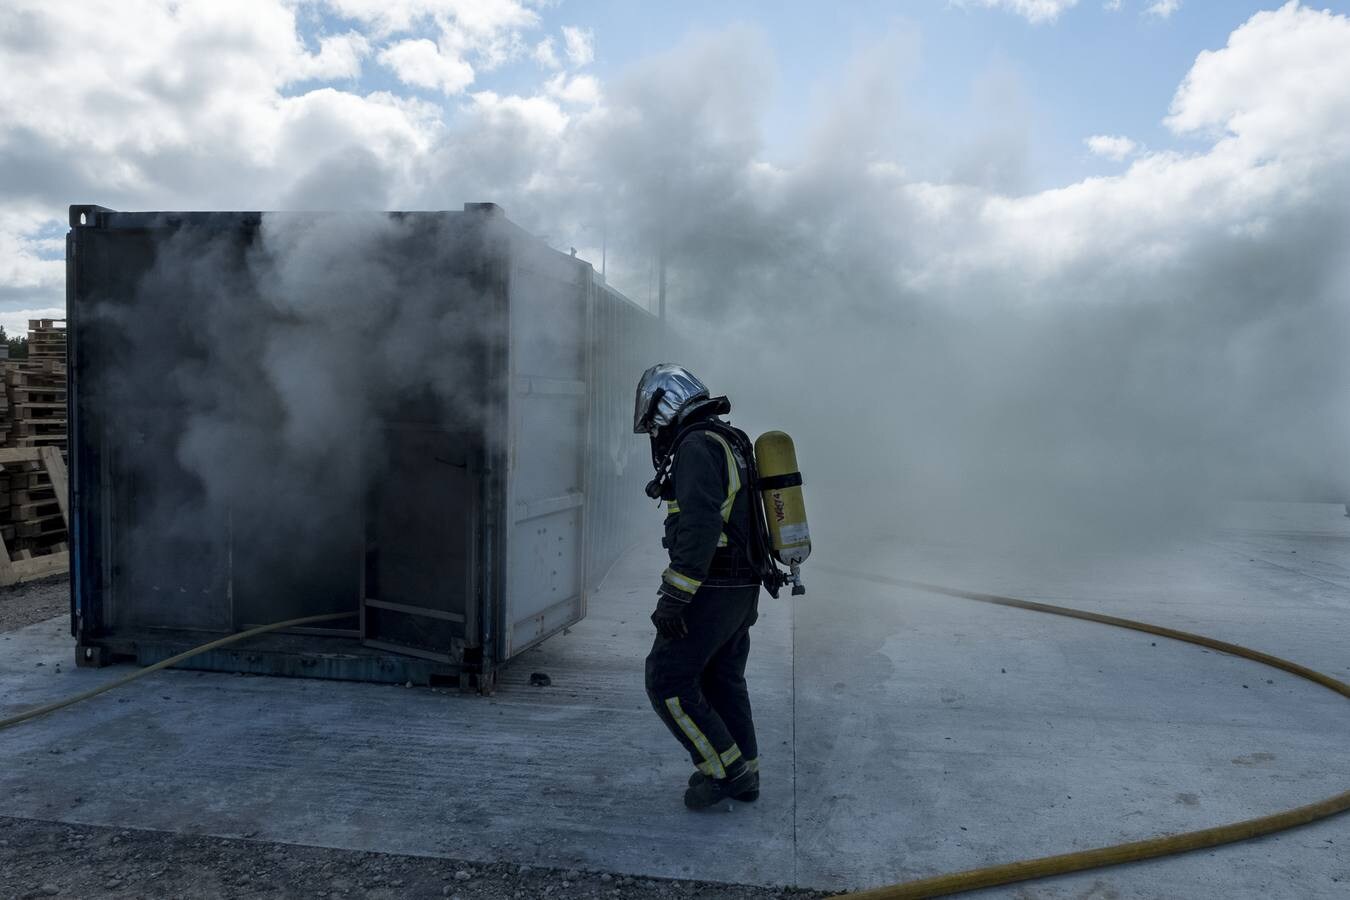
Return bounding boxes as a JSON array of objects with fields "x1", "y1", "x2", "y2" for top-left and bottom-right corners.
[
  {"x1": 586, "y1": 280, "x2": 661, "y2": 588},
  {"x1": 66, "y1": 204, "x2": 659, "y2": 689}
]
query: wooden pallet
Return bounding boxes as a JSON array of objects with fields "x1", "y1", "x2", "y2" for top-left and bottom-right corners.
[
  {"x1": 14, "y1": 435, "x2": 68, "y2": 448},
  {"x1": 1, "y1": 348, "x2": 67, "y2": 459},
  {"x1": 14, "y1": 401, "x2": 66, "y2": 414},
  {"x1": 7, "y1": 366, "x2": 65, "y2": 381},
  {"x1": 27, "y1": 343, "x2": 66, "y2": 362},
  {"x1": 10, "y1": 389, "x2": 65, "y2": 404},
  {"x1": 14, "y1": 420, "x2": 66, "y2": 437},
  {"x1": 0, "y1": 447, "x2": 68, "y2": 585},
  {"x1": 12, "y1": 499, "x2": 61, "y2": 520},
  {"x1": 8, "y1": 471, "x2": 52, "y2": 490},
  {"x1": 27, "y1": 322, "x2": 66, "y2": 353},
  {"x1": 17, "y1": 533, "x2": 67, "y2": 555},
  {"x1": 10, "y1": 487, "x2": 54, "y2": 506},
  {"x1": 9, "y1": 355, "x2": 64, "y2": 371},
  {"x1": 14, "y1": 544, "x2": 66, "y2": 562},
  {"x1": 6, "y1": 375, "x2": 65, "y2": 391},
  {"x1": 16, "y1": 514, "x2": 65, "y2": 538}
]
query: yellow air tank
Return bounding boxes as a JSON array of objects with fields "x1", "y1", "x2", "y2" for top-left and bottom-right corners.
[{"x1": 754, "y1": 431, "x2": 810, "y2": 595}]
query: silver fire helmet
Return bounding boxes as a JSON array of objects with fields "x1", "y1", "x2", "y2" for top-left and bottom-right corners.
[{"x1": 633, "y1": 364, "x2": 709, "y2": 434}]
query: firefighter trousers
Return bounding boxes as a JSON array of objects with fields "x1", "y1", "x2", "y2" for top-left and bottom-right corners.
[{"x1": 645, "y1": 583, "x2": 759, "y2": 778}]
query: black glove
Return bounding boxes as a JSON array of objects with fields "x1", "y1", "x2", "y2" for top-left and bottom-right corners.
[{"x1": 651, "y1": 586, "x2": 691, "y2": 639}]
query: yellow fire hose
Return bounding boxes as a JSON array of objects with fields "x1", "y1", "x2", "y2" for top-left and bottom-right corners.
[
  {"x1": 819, "y1": 565, "x2": 1350, "y2": 900},
  {"x1": 0, "y1": 612, "x2": 354, "y2": 731}
]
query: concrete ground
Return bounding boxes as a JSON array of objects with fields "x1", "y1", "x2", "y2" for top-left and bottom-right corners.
[{"x1": 1, "y1": 501, "x2": 1348, "y2": 898}]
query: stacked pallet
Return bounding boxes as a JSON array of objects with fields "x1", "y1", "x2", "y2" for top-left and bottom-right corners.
[
  {"x1": 0, "y1": 447, "x2": 69, "y2": 585},
  {"x1": 0, "y1": 344, "x2": 8, "y2": 449},
  {"x1": 0, "y1": 320, "x2": 69, "y2": 576},
  {"x1": 26, "y1": 318, "x2": 66, "y2": 363},
  {"x1": 7, "y1": 319, "x2": 67, "y2": 456},
  {"x1": 0, "y1": 456, "x2": 67, "y2": 559}
]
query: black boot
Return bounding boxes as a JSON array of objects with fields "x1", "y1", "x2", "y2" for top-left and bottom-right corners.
[
  {"x1": 684, "y1": 759, "x2": 759, "y2": 809},
  {"x1": 691, "y1": 761, "x2": 756, "y2": 788}
]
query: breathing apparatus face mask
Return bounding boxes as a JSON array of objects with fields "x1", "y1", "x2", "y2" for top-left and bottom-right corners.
[
  {"x1": 643, "y1": 395, "x2": 734, "y2": 498},
  {"x1": 633, "y1": 364, "x2": 710, "y2": 435},
  {"x1": 646, "y1": 431, "x2": 670, "y2": 498},
  {"x1": 650, "y1": 426, "x2": 675, "y2": 465}
]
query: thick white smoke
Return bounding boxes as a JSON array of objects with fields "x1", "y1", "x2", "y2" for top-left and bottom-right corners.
[
  {"x1": 92, "y1": 212, "x2": 530, "y2": 590},
  {"x1": 392, "y1": 5, "x2": 1350, "y2": 551}
]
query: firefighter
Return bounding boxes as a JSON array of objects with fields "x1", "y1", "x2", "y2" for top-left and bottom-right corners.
[{"x1": 633, "y1": 364, "x2": 762, "y2": 809}]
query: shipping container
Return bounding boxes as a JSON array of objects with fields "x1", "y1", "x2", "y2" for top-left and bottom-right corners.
[{"x1": 67, "y1": 203, "x2": 659, "y2": 690}]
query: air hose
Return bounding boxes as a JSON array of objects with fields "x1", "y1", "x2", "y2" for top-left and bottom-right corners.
[
  {"x1": 0, "y1": 612, "x2": 355, "y2": 731},
  {"x1": 818, "y1": 564, "x2": 1350, "y2": 900}
]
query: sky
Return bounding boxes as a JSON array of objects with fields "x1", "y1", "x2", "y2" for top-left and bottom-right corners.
[
  {"x1": 2, "y1": 0, "x2": 1350, "y2": 542},
  {"x1": 557, "y1": 0, "x2": 1341, "y2": 187},
  {"x1": 2, "y1": 0, "x2": 1347, "y2": 333}
]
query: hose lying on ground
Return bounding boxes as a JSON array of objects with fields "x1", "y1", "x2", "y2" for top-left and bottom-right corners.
[
  {"x1": 0, "y1": 612, "x2": 356, "y2": 731},
  {"x1": 817, "y1": 564, "x2": 1350, "y2": 900}
]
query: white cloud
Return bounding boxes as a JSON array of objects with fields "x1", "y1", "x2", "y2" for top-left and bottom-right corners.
[
  {"x1": 323, "y1": 0, "x2": 538, "y2": 39},
  {"x1": 545, "y1": 73, "x2": 602, "y2": 106},
  {"x1": 954, "y1": 0, "x2": 1080, "y2": 24},
  {"x1": 289, "y1": 31, "x2": 371, "y2": 82},
  {"x1": 470, "y1": 91, "x2": 569, "y2": 137},
  {"x1": 1165, "y1": 3, "x2": 1350, "y2": 162},
  {"x1": 1103, "y1": 0, "x2": 1122, "y2": 11},
  {"x1": 562, "y1": 25, "x2": 595, "y2": 65},
  {"x1": 325, "y1": 0, "x2": 539, "y2": 70},
  {"x1": 534, "y1": 36, "x2": 561, "y2": 69},
  {"x1": 0, "y1": 0, "x2": 448, "y2": 276},
  {"x1": 378, "y1": 38, "x2": 475, "y2": 94},
  {"x1": 0, "y1": 211, "x2": 63, "y2": 310},
  {"x1": 1145, "y1": 0, "x2": 1181, "y2": 19},
  {"x1": 1085, "y1": 134, "x2": 1138, "y2": 160},
  {"x1": 930, "y1": 3, "x2": 1350, "y2": 283}
]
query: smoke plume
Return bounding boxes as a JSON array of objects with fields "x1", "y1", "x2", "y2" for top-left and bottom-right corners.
[{"x1": 395, "y1": 7, "x2": 1350, "y2": 551}]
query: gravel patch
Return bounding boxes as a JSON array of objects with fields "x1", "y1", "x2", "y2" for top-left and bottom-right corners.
[
  {"x1": 0, "y1": 817, "x2": 831, "y2": 900},
  {"x1": 0, "y1": 574, "x2": 68, "y2": 634}
]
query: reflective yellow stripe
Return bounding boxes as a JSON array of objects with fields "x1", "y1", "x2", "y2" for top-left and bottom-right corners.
[
  {"x1": 717, "y1": 532, "x2": 729, "y2": 547},
  {"x1": 697, "y1": 760, "x2": 717, "y2": 776},
  {"x1": 706, "y1": 433, "x2": 742, "y2": 524},
  {"x1": 666, "y1": 501, "x2": 681, "y2": 514},
  {"x1": 662, "y1": 568, "x2": 702, "y2": 594},
  {"x1": 665, "y1": 697, "x2": 724, "y2": 779},
  {"x1": 720, "y1": 744, "x2": 742, "y2": 767},
  {"x1": 745, "y1": 757, "x2": 759, "y2": 774}
]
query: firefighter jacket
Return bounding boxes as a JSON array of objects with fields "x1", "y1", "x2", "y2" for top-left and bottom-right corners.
[{"x1": 659, "y1": 423, "x2": 758, "y2": 598}]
